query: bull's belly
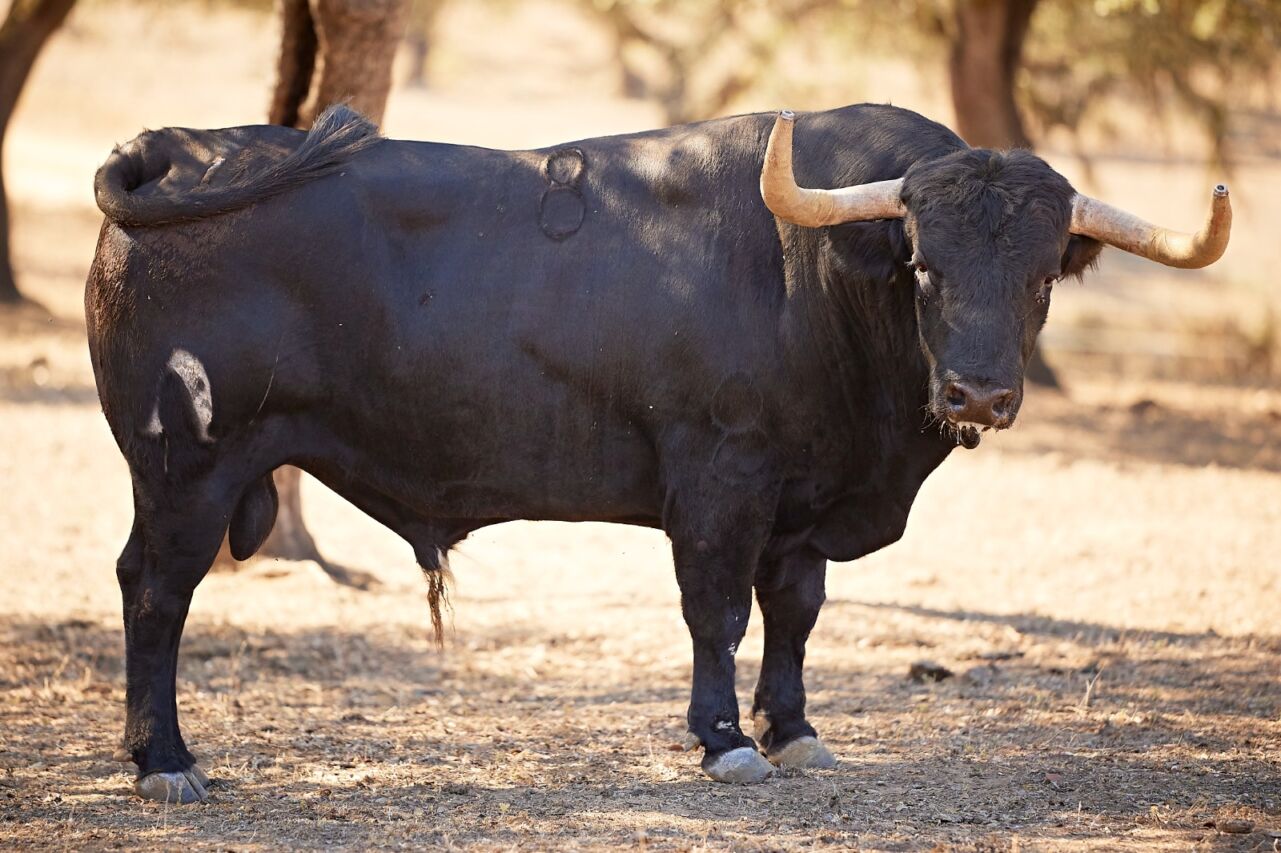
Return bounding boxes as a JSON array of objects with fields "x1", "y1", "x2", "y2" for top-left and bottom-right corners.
[{"x1": 307, "y1": 393, "x2": 664, "y2": 526}]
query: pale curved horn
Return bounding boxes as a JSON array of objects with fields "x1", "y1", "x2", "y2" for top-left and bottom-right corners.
[
  {"x1": 1070, "y1": 186, "x2": 1231, "y2": 269},
  {"x1": 761, "y1": 110, "x2": 905, "y2": 227}
]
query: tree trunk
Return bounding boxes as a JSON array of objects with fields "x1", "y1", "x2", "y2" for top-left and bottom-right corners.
[
  {"x1": 269, "y1": 0, "x2": 409, "y2": 130},
  {"x1": 948, "y1": 0, "x2": 1062, "y2": 388},
  {"x1": 268, "y1": 0, "x2": 317, "y2": 128},
  {"x1": 257, "y1": 466, "x2": 324, "y2": 562},
  {"x1": 403, "y1": 0, "x2": 445, "y2": 90},
  {"x1": 405, "y1": 27, "x2": 429, "y2": 88},
  {"x1": 0, "y1": 164, "x2": 17, "y2": 304},
  {"x1": 948, "y1": 0, "x2": 1036, "y2": 150},
  {"x1": 0, "y1": 0, "x2": 78, "y2": 305},
  {"x1": 304, "y1": 0, "x2": 408, "y2": 126}
]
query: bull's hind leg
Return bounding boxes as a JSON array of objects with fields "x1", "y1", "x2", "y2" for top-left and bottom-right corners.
[
  {"x1": 751, "y1": 551, "x2": 836, "y2": 770},
  {"x1": 116, "y1": 501, "x2": 231, "y2": 804},
  {"x1": 114, "y1": 445, "x2": 281, "y2": 804},
  {"x1": 666, "y1": 482, "x2": 777, "y2": 784}
]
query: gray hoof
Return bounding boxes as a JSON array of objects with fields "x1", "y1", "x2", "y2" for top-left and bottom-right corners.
[
  {"x1": 767, "y1": 736, "x2": 837, "y2": 769},
  {"x1": 188, "y1": 764, "x2": 211, "y2": 788},
  {"x1": 134, "y1": 769, "x2": 210, "y2": 804},
  {"x1": 702, "y1": 746, "x2": 774, "y2": 784}
]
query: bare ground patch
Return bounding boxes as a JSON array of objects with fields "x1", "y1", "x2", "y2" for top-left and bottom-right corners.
[{"x1": 0, "y1": 600, "x2": 1277, "y2": 850}]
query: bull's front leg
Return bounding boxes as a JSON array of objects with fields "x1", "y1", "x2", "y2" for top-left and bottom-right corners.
[
  {"x1": 667, "y1": 486, "x2": 777, "y2": 784},
  {"x1": 751, "y1": 550, "x2": 837, "y2": 769}
]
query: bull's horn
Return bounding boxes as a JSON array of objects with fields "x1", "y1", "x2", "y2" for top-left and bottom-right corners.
[
  {"x1": 761, "y1": 110, "x2": 905, "y2": 227},
  {"x1": 1070, "y1": 185, "x2": 1231, "y2": 269}
]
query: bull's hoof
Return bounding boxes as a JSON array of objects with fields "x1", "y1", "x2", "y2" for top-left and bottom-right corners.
[
  {"x1": 188, "y1": 764, "x2": 212, "y2": 788},
  {"x1": 766, "y1": 736, "x2": 837, "y2": 770},
  {"x1": 702, "y1": 747, "x2": 774, "y2": 784},
  {"x1": 134, "y1": 768, "x2": 211, "y2": 804}
]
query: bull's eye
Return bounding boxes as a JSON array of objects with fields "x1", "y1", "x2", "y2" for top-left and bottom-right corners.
[
  {"x1": 908, "y1": 260, "x2": 933, "y2": 303},
  {"x1": 1034, "y1": 275, "x2": 1057, "y2": 304}
]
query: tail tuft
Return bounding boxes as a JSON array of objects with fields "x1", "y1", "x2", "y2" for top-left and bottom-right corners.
[{"x1": 421, "y1": 558, "x2": 455, "y2": 649}]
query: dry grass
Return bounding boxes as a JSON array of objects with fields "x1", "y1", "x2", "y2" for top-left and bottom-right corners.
[
  {"x1": 1, "y1": 2, "x2": 1280, "y2": 850},
  {"x1": 1, "y1": 602, "x2": 1279, "y2": 851}
]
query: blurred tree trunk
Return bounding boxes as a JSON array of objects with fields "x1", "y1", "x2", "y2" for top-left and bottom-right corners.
[
  {"x1": 268, "y1": 0, "x2": 317, "y2": 128},
  {"x1": 404, "y1": 0, "x2": 445, "y2": 89},
  {"x1": 257, "y1": 466, "x2": 322, "y2": 564},
  {"x1": 269, "y1": 0, "x2": 410, "y2": 129},
  {"x1": 948, "y1": 0, "x2": 1060, "y2": 388},
  {"x1": 404, "y1": 28, "x2": 429, "y2": 88},
  {"x1": 0, "y1": 0, "x2": 77, "y2": 305},
  {"x1": 948, "y1": 0, "x2": 1035, "y2": 149},
  {"x1": 215, "y1": 0, "x2": 409, "y2": 573}
]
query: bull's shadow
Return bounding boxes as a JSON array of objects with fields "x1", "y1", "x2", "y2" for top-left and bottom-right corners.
[{"x1": 828, "y1": 599, "x2": 1229, "y2": 647}]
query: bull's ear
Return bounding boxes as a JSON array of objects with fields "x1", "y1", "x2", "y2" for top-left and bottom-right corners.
[{"x1": 1060, "y1": 234, "x2": 1103, "y2": 281}]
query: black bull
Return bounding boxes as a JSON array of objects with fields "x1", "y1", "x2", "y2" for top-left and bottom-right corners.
[{"x1": 85, "y1": 103, "x2": 1199, "y2": 802}]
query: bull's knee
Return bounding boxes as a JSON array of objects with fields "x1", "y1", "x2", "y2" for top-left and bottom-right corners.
[{"x1": 115, "y1": 524, "x2": 146, "y2": 589}]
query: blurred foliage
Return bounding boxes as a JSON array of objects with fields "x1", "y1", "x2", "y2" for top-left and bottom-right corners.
[
  {"x1": 1021, "y1": 0, "x2": 1280, "y2": 163},
  {"x1": 583, "y1": 0, "x2": 1281, "y2": 163},
  {"x1": 586, "y1": 0, "x2": 829, "y2": 124},
  {"x1": 88, "y1": 0, "x2": 1281, "y2": 161}
]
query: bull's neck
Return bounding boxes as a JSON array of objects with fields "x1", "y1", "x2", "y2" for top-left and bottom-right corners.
[{"x1": 781, "y1": 236, "x2": 948, "y2": 474}]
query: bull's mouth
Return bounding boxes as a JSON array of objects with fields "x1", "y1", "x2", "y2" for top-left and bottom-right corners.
[{"x1": 927, "y1": 405, "x2": 1019, "y2": 450}]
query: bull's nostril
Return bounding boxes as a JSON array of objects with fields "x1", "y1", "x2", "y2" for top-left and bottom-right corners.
[
  {"x1": 945, "y1": 383, "x2": 967, "y2": 411},
  {"x1": 991, "y1": 391, "x2": 1015, "y2": 417}
]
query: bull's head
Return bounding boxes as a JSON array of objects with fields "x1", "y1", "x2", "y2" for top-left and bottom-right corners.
[{"x1": 760, "y1": 110, "x2": 1231, "y2": 443}]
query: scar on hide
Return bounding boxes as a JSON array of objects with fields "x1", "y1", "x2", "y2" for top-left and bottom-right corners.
[
  {"x1": 709, "y1": 372, "x2": 769, "y2": 482},
  {"x1": 711, "y1": 372, "x2": 764, "y2": 433},
  {"x1": 145, "y1": 348, "x2": 214, "y2": 443},
  {"x1": 539, "y1": 147, "x2": 586, "y2": 241}
]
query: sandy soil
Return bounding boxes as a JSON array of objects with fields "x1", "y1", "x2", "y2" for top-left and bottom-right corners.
[{"x1": 1, "y1": 2, "x2": 1279, "y2": 850}]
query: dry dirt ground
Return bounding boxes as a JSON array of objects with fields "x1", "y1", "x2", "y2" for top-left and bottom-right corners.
[{"x1": 2, "y1": 3, "x2": 1280, "y2": 851}]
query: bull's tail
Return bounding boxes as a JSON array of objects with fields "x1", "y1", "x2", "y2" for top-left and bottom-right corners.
[
  {"x1": 415, "y1": 545, "x2": 455, "y2": 649},
  {"x1": 94, "y1": 104, "x2": 381, "y2": 228},
  {"x1": 425, "y1": 565, "x2": 454, "y2": 649}
]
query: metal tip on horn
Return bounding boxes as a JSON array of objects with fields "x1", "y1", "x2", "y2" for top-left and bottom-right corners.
[
  {"x1": 1214, "y1": 184, "x2": 1229, "y2": 198},
  {"x1": 778, "y1": 109, "x2": 795, "y2": 122}
]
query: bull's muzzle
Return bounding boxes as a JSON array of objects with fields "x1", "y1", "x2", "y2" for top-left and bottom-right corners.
[{"x1": 942, "y1": 380, "x2": 1017, "y2": 429}]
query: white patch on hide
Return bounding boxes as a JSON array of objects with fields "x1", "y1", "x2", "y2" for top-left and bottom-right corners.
[
  {"x1": 167, "y1": 348, "x2": 214, "y2": 443},
  {"x1": 145, "y1": 402, "x2": 163, "y2": 436}
]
